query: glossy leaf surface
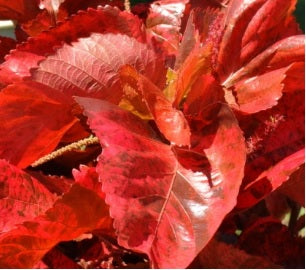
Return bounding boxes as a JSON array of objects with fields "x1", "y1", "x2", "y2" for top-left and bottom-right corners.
[{"x1": 76, "y1": 97, "x2": 246, "y2": 268}]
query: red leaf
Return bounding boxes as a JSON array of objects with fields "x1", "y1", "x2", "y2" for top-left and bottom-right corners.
[
  {"x1": 237, "y1": 149, "x2": 304, "y2": 209},
  {"x1": 216, "y1": 0, "x2": 304, "y2": 113},
  {"x1": 32, "y1": 32, "x2": 165, "y2": 104},
  {"x1": 0, "y1": 160, "x2": 57, "y2": 233},
  {"x1": 238, "y1": 217, "x2": 305, "y2": 268},
  {"x1": 0, "y1": 0, "x2": 39, "y2": 22},
  {"x1": 217, "y1": 0, "x2": 300, "y2": 79},
  {"x1": 236, "y1": 91, "x2": 305, "y2": 209},
  {"x1": 167, "y1": 41, "x2": 212, "y2": 107},
  {"x1": 120, "y1": 65, "x2": 190, "y2": 146},
  {"x1": 21, "y1": 8, "x2": 68, "y2": 37},
  {"x1": 174, "y1": 11, "x2": 198, "y2": 70},
  {"x1": 230, "y1": 67, "x2": 289, "y2": 114},
  {"x1": 278, "y1": 165, "x2": 305, "y2": 206},
  {"x1": 0, "y1": 6, "x2": 145, "y2": 86},
  {"x1": 0, "y1": 36, "x2": 16, "y2": 63},
  {"x1": 76, "y1": 97, "x2": 246, "y2": 268},
  {"x1": 146, "y1": 0, "x2": 189, "y2": 55},
  {"x1": 0, "y1": 81, "x2": 77, "y2": 168},
  {"x1": 73, "y1": 165, "x2": 105, "y2": 200},
  {"x1": 42, "y1": 247, "x2": 80, "y2": 269},
  {"x1": 184, "y1": 74, "x2": 224, "y2": 116},
  {"x1": 27, "y1": 171, "x2": 73, "y2": 195},
  {"x1": 0, "y1": 180, "x2": 110, "y2": 268},
  {"x1": 223, "y1": 35, "x2": 305, "y2": 87},
  {"x1": 190, "y1": 238, "x2": 280, "y2": 268}
]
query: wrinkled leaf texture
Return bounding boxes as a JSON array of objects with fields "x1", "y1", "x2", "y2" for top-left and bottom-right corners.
[
  {"x1": 0, "y1": 6, "x2": 145, "y2": 86},
  {"x1": 76, "y1": 97, "x2": 246, "y2": 268},
  {"x1": 0, "y1": 164, "x2": 111, "y2": 268},
  {"x1": 32, "y1": 33, "x2": 166, "y2": 103}
]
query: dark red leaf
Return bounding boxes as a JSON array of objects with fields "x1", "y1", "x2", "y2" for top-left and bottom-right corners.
[
  {"x1": 21, "y1": 8, "x2": 68, "y2": 37},
  {"x1": 0, "y1": 160, "x2": 57, "y2": 233},
  {"x1": 0, "y1": 81, "x2": 77, "y2": 168},
  {"x1": 27, "y1": 171, "x2": 73, "y2": 195},
  {"x1": 43, "y1": 247, "x2": 80, "y2": 269},
  {"x1": 0, "y1": 0, "x2": 39, "y2": 22},
  {"x1": 238, "y1": 149, "x2": 304, "y2": 209},
  {"x1": 190, "y1": 238, "x2": 280, "y2": 268},
  {"x1": 76, "y1": 97, "x2": 246, "y2": 268},
  {"x1": 238, "y1": 217, "x2": 305, "y2": 268},
  {"x1": 277, "y1": 165, "x2": 305, "y2": 206},
  {"x1": 0, "y1": 36, "x2": 16, "y2": 63}
]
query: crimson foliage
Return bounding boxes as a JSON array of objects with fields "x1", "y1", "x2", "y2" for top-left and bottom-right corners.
[{"x1": 0, "y1": 0, "x2": 304, "y2": 268}]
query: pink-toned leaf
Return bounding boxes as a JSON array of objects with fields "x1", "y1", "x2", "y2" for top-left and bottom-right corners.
[
  {"x1": 0, "y1": 81, "x2": 77, "y2": 168},
  {"x1": 146, "y1": 0, "x2": 189, "y2": 55},
  {"x1": 0, "y1": 6, "x2": 145, "y2": 86},
  {"x1": 120, "y1": 65, "x2": 190, "y2": 146},
  {"x1": 32, "y1": 32, "x2": 165, "y2": 104},
  {"x1": 76, "y1": 97, "x2": 246, "y2": 268},
  {"x1": 0, "y1": 160, "x2": 57, "y2": 233},
  {"x1": 42, "y1": 247, "x2": 80, "y2": 269},
  {"x1": 0, "y1": 181, "x2": 110, "y2": 268},
  {"x1": 230, "y1": 67, "x2": 289, "y2": 114},
  {"x1": 190, "y1": 238, "x2": 280, "y2": 268},
  {"x1": 174, "y1": 11, "x2": 198, "y2": 70}
]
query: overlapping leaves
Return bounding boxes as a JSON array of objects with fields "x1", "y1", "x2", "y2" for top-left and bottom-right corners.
[{"x1": 0, "y1": 0, "x2": 304, "y2": 268}]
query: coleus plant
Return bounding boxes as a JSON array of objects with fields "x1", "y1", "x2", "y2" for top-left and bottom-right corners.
[{"x1": 0, "y1": 0, "x2": 304, "y2": 268}]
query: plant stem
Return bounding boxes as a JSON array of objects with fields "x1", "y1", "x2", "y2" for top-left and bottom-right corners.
[
  {"x1": 31, "y1": 136, "x2": 100, "y2": 167},
  {"x1": 124, "y1": 0, "x2": 131, "y2": 12}
]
